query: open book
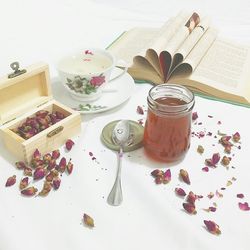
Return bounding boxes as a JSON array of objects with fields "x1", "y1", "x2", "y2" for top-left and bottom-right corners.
[{"x1": 108, "y1": 11, "x2": 250, "y2": 106}]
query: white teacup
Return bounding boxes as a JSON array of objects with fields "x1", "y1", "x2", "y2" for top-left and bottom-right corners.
[{"x1": 57, "y1": 48, "x2": 127, "y2": 102}]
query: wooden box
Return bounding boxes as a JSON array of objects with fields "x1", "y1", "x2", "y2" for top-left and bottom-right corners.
[{"x1": 0, "y1": 62, "x2": 81, "y2": 163}]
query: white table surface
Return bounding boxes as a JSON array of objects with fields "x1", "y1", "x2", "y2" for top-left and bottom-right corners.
[{"x1": 1, "y1": 1, "x2": 250, "y2": 250}]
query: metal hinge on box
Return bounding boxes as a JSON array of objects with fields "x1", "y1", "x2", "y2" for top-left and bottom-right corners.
[{"x1": 8, "y1": 62, "x2": 26, "y2": 79}]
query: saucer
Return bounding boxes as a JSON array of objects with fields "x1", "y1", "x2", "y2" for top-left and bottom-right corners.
[{"x1": 52, "y1": 68, "x2": 135, "y2": 114}]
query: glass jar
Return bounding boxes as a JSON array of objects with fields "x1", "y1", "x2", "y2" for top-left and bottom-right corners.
[{"x1": 143, "y1": 84, "x2": 195, "y2": 163}]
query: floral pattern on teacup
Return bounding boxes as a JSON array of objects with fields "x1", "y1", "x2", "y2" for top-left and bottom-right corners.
[{"x1": 66, "y1": 74, "x2": 106, "y2": 95}]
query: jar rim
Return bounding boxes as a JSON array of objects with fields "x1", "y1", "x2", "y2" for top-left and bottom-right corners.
[{"x1": 147, "y1": 84, "x2": 195, "y2": 115}]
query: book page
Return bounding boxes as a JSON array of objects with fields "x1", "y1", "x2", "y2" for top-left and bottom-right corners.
[
  {"x1": 107, "y1": 27, "x2": 159, "y2": 66},
  {"x1": 190, "y1": 38, "x2": 250, "y2": 100}
]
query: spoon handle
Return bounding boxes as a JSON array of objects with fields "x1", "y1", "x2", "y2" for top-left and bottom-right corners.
[{"x1": 107, "y1": 148, "x2": 123, "y2": 206}]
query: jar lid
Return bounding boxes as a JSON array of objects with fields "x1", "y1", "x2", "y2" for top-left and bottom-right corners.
[{"x1": 101, "y1": 120, "x2": 144, "y2": 152}]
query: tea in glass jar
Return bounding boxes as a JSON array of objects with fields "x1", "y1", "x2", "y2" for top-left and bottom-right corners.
[{"x1": 143, "y1": 84, "x2": 195, "y2": 163}]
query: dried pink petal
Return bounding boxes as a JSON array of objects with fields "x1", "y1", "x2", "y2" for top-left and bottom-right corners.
[
  {"x1": 155, "y1": 176, "x2": 163, "y2": 184},
  {"x1": 65, "y1": 139, "x2": 75, "y2": 151},
  {"x1": 232, "y1": 132, "x2": 240, "y2": 142},
  {"x1": 216, "y1": 190, "x2": 223, "y2": 198},
  {"x1": 52, "y1": 177, "x2": 61, "y2": 190},
  {"x1": 21, "y1": 187, "x2": 38, "y2": 196},
  {"x1": 207, "y1": 192, "x2": 214, "y2": 199},
  {"x1": 224, "y1": 145, "x2": 232, "y2": 154},
  {"x1": 212, "y1": 153, "x2": 220, "y2": 165},
  {"x1": 221, "y1": 156, "x2": 231, "y2": 166},
  {"x1": 33, "y1": 166, "x2": 46, "y2": 180},
  {"x1": 239, "y1": 202, "x2": 250, "y2": 211},
  {"x1": 52, "y1": 149, "x2": 60, "y2": 160},
  {"x1": 183, "y1": 203, "x2": 197, "y2": 214},
  {"x1": 175, "y1": 187, "x2": 186, "y2": 197},
  {"x1": 202, "y1": 167, "x2": 209, "y2": 172},
  {"x1": 163, "y1": 169, "x2": 171, "y2": 184},
  {"x1": 192, "y1": 112, "x2": 198, "y2": 121},
  {"x1": 83, "y1": 213, "x2": 94, "y2": 227},
  {"x1": 226, "y1": 180, "x2": 232, "y2": 186},
  {"x1": 237, "y1": 193, "x2": 244, "y2": 199},
  {"x1": 204, "y1": 220, "x2": 221, "y2": 235},
  {"x1": 179, "y1": 169, "x2": 191, "y2": 185},
  {"x1": 136, "y1": 105, "x2": 144, "y2": 115},
  {"x1": 19, "y1": 177, "x2": 29, "y2": 190},
  {"x1": 5, "y1": 175, "x2": 16, "y2": 187},
  {"x1": 23, "y1": 167, "x2": 33, "y2": 176},
  {"x1": 209, "y1": 206, "x2": 217, "y2": 212},
  {"x1": 197, "y1": 145, "x2": 204, "y2": 154}
]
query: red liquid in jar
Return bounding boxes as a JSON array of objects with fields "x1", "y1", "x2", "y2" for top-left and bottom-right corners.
[{"x1": 143, "y1": 97, "x2": 191, "y2": 162}]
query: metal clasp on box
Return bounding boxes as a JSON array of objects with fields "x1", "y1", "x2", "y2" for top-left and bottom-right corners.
[
  {"x1": 47, "y1": 126, "x2": 64, "y2": 138},
  {"x1": 8, "y1": 62, "x2": 27, "y2": 78}
]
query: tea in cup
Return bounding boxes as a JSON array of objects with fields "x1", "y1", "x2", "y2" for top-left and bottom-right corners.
[{"x1": 57, "y1": 48, "x2": 126, "y2": 102}]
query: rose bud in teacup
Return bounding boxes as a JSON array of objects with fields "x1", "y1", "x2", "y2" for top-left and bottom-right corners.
[{"x1": 57, "y1": 48, "x2": 126, "y2": 102}]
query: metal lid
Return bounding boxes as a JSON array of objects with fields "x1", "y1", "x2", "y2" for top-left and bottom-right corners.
[{"x1": 101, "y1": 120, "x2": 144, "y2": 152}]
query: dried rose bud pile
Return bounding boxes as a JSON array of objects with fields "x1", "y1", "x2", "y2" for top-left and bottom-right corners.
[
  {"x1": 5, "y1": 139, "x2": 75, "y2": 197},
  {"x1": 12, "y1": 110, "x2": 66, "y2": 139}
]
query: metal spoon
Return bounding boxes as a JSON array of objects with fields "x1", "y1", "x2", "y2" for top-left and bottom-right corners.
[{"x1": 107, "y1": 120, "x2": 133, "y2": 206}]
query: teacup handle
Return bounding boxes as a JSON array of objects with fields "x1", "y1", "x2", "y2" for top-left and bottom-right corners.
[{"x1": 109, "y1": 59, "x2": 128, "y2": 82}]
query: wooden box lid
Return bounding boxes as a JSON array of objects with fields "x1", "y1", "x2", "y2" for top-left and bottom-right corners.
[{"x1": 0, "y1": 62, "x2": 53, "y2": 126}]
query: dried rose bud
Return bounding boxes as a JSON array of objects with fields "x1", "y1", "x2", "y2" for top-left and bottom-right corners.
[
  {"x1": 15, "y1": 161, "x2": 26, "y2": 170},
  {"x1": 66, "y1": 159, "x2": 73, "y2": 175},
  {"x1": 57, "y1": 157, "x2": 66, "y2": 173},
  {"x1": 238, "y1": 202, "x2": 250, "y2": 211},
  {"x1": 219, "y1": 135, "x2": 232, "y2": 146},
  {"x1": 31, "y1": 159, "x2": 44, "y2": 169},
  {"x1": 33, "y1": 149, "x2": 41, "y2": 160},
  {"x1": 51, "y1": 169, "x2": 59, "y2": 178},
  {"x1": 221, "y1": 156, "x2": 231, "y2": 166},
  {"x1": 192, "y1": 112, "x2": 198, "y2": 121},
  {"x1": 65, "y1": 139, "x2": 75, "y2": 151},
  {"x1": 23, "y1": 167, "x2": 33, "y2": 176},
  {"x1": 55, "y1": 111, "x2": 65, "y2": 120},
  {"x1": 136, "y1": 105, "x2": 144, "y2": 115},
  {"x1": 183, "y1": 203, "x2": 197, "y2": 214},
  {"x1": 39, "y1": 181, "x2": 52, "y2": 196},
  {"x1": 175, "y1": 187, "x2": 186, "y2": 197},
  {"x1": 47, "y1": 159, "x2": 56, "y2": 171},
  {"x1": 43, "y1": 153, "x2": 52, "y2": 163},
  {"x1": 155, "y1": 176, "x2": 163, "y2": 184},
  {"x1": 52, "y1": 149, "x2": 60, "y2": 160},
  {"x1": 179, "y1": 169, "x2": 191, "y2": 185},
  {"x1": 204, "y1": 220, "x2": 221, "y2": 235},
  {"x1": 151, "y1": 169, "x2": 164, "y2": 177},
  {"x1": 197, "y1": 145, "x2": 204, "y2": 154},
  {"x1": 33, "y1": 166, "x2": 46, "y2": 180},
  {"x1": 162, "y1": 169, "x2": 171, "y2": 184},
  {"x1": 19, "y1": 177, "x2": 29, "y2": 190},
  {"x1": 205, "y1": 153, "x2": 220, "y2": 167},
  {"x1": 46, "y1": 171, "x2": 55, "y2": 182},
  {"x1": 187, "y1": 191, "x2": 197, "y2": 204},
  {"x1": 5, "y1": 175, "x2": 16, "y2": 187},
  {"x1": 232, "y1": 132, "x2": 240, "y2": 142},
  {"x1": 53, "y1": 177, "x2": 61, "y2": 190},
  {"x1": 83, "y1": 213, "x2": 94, "y2": 227},
  {"x1": 21, "y1": 187, "x2": 38, "y2": 196},
  {"x1": 36, "y1": 110, "x2": 49, "y2": 118}
]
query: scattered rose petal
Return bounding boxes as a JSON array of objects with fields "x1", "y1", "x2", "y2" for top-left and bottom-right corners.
[
  {"x1": 33, "y1": 167, "x2": 46, "y2": 180},
  {"x1": 207, "y1": 192, "x2": 214, "y2": 199},
  {"x1": 203, "y1": 207, "x2": 217, "y2": 212},
  {"x1": 204, "y1": 220, "x2": 221, "y2": 235},
  {"x1": 83, "y1": 213, "x2": 94, "y2": 227},
  {"x1": 232, "y1": 177, "x2": 237, "y2": 181},
  {"x1": 232, "y1": 132, "x2": 240, "y2": 142},
  {"x1": 197, "y1": 145, "x2": 204, "y2": 154},
  {"x1": 205, "y1": 153, "x2": 220, "y2": 167},
  {"x1": 15, "y1": 161, "x2": 26, "y2": 170},
  {"x1": 175, "y1": 187, "x2": 186, "y2": 197},
  {"x1": 39, "y1": 181, "x2": 52, "y2": 196},
  {"x1": 183, "y1": 203, "x2": 197, "y2": 214},
  {"x1": 237, "y1": 193, "x2": 244, "y2": 199},
  {"x1": 33, "y1": 149, "x2": 41, "y2": 160},
  {"x1": 221, "y1": 187, "x2": 226, "y2": 190},
  {"x1": 179, "y1": 169, "x2": 191, "y2": 185},
  {"x1": 5, "y1": 175, "x2": 16, "y2": 187},
  {"x1": 155, "y1": 176, "x2": 163, "y2": 184},
  {"x1": 216, "y1": 190, "x2": 223, "y2": 198},
  {"x1": 221, "y1": 156, "x2": 231, "y2": 166},
  {"x1": 202, "y1": 167, "x2": 209, "y2": 172},
  {"x1": 52, "y1": 177, "x2": 61, "y2": 190},
  {"x1": 226, "y1": 180, "x2": 232, "y2": 186},
  {"x1": 192, "y1": 112, "x2": 198, "y2": 121},
  {"x1": 238, "y1": 202, "x2": 250, "y2": 211},
  {"x1": 84, "y1": 50, "x2": 93, "y2": 55},
  {"x1": 208, "y1": 115, "x2": 213, "y2": 118},
  {"x1": 151, "y1": 169, "x2": 164, "y2": 177},
  {"x1": 136, "y1": 105, "x2": 144, "y2": 115}
]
